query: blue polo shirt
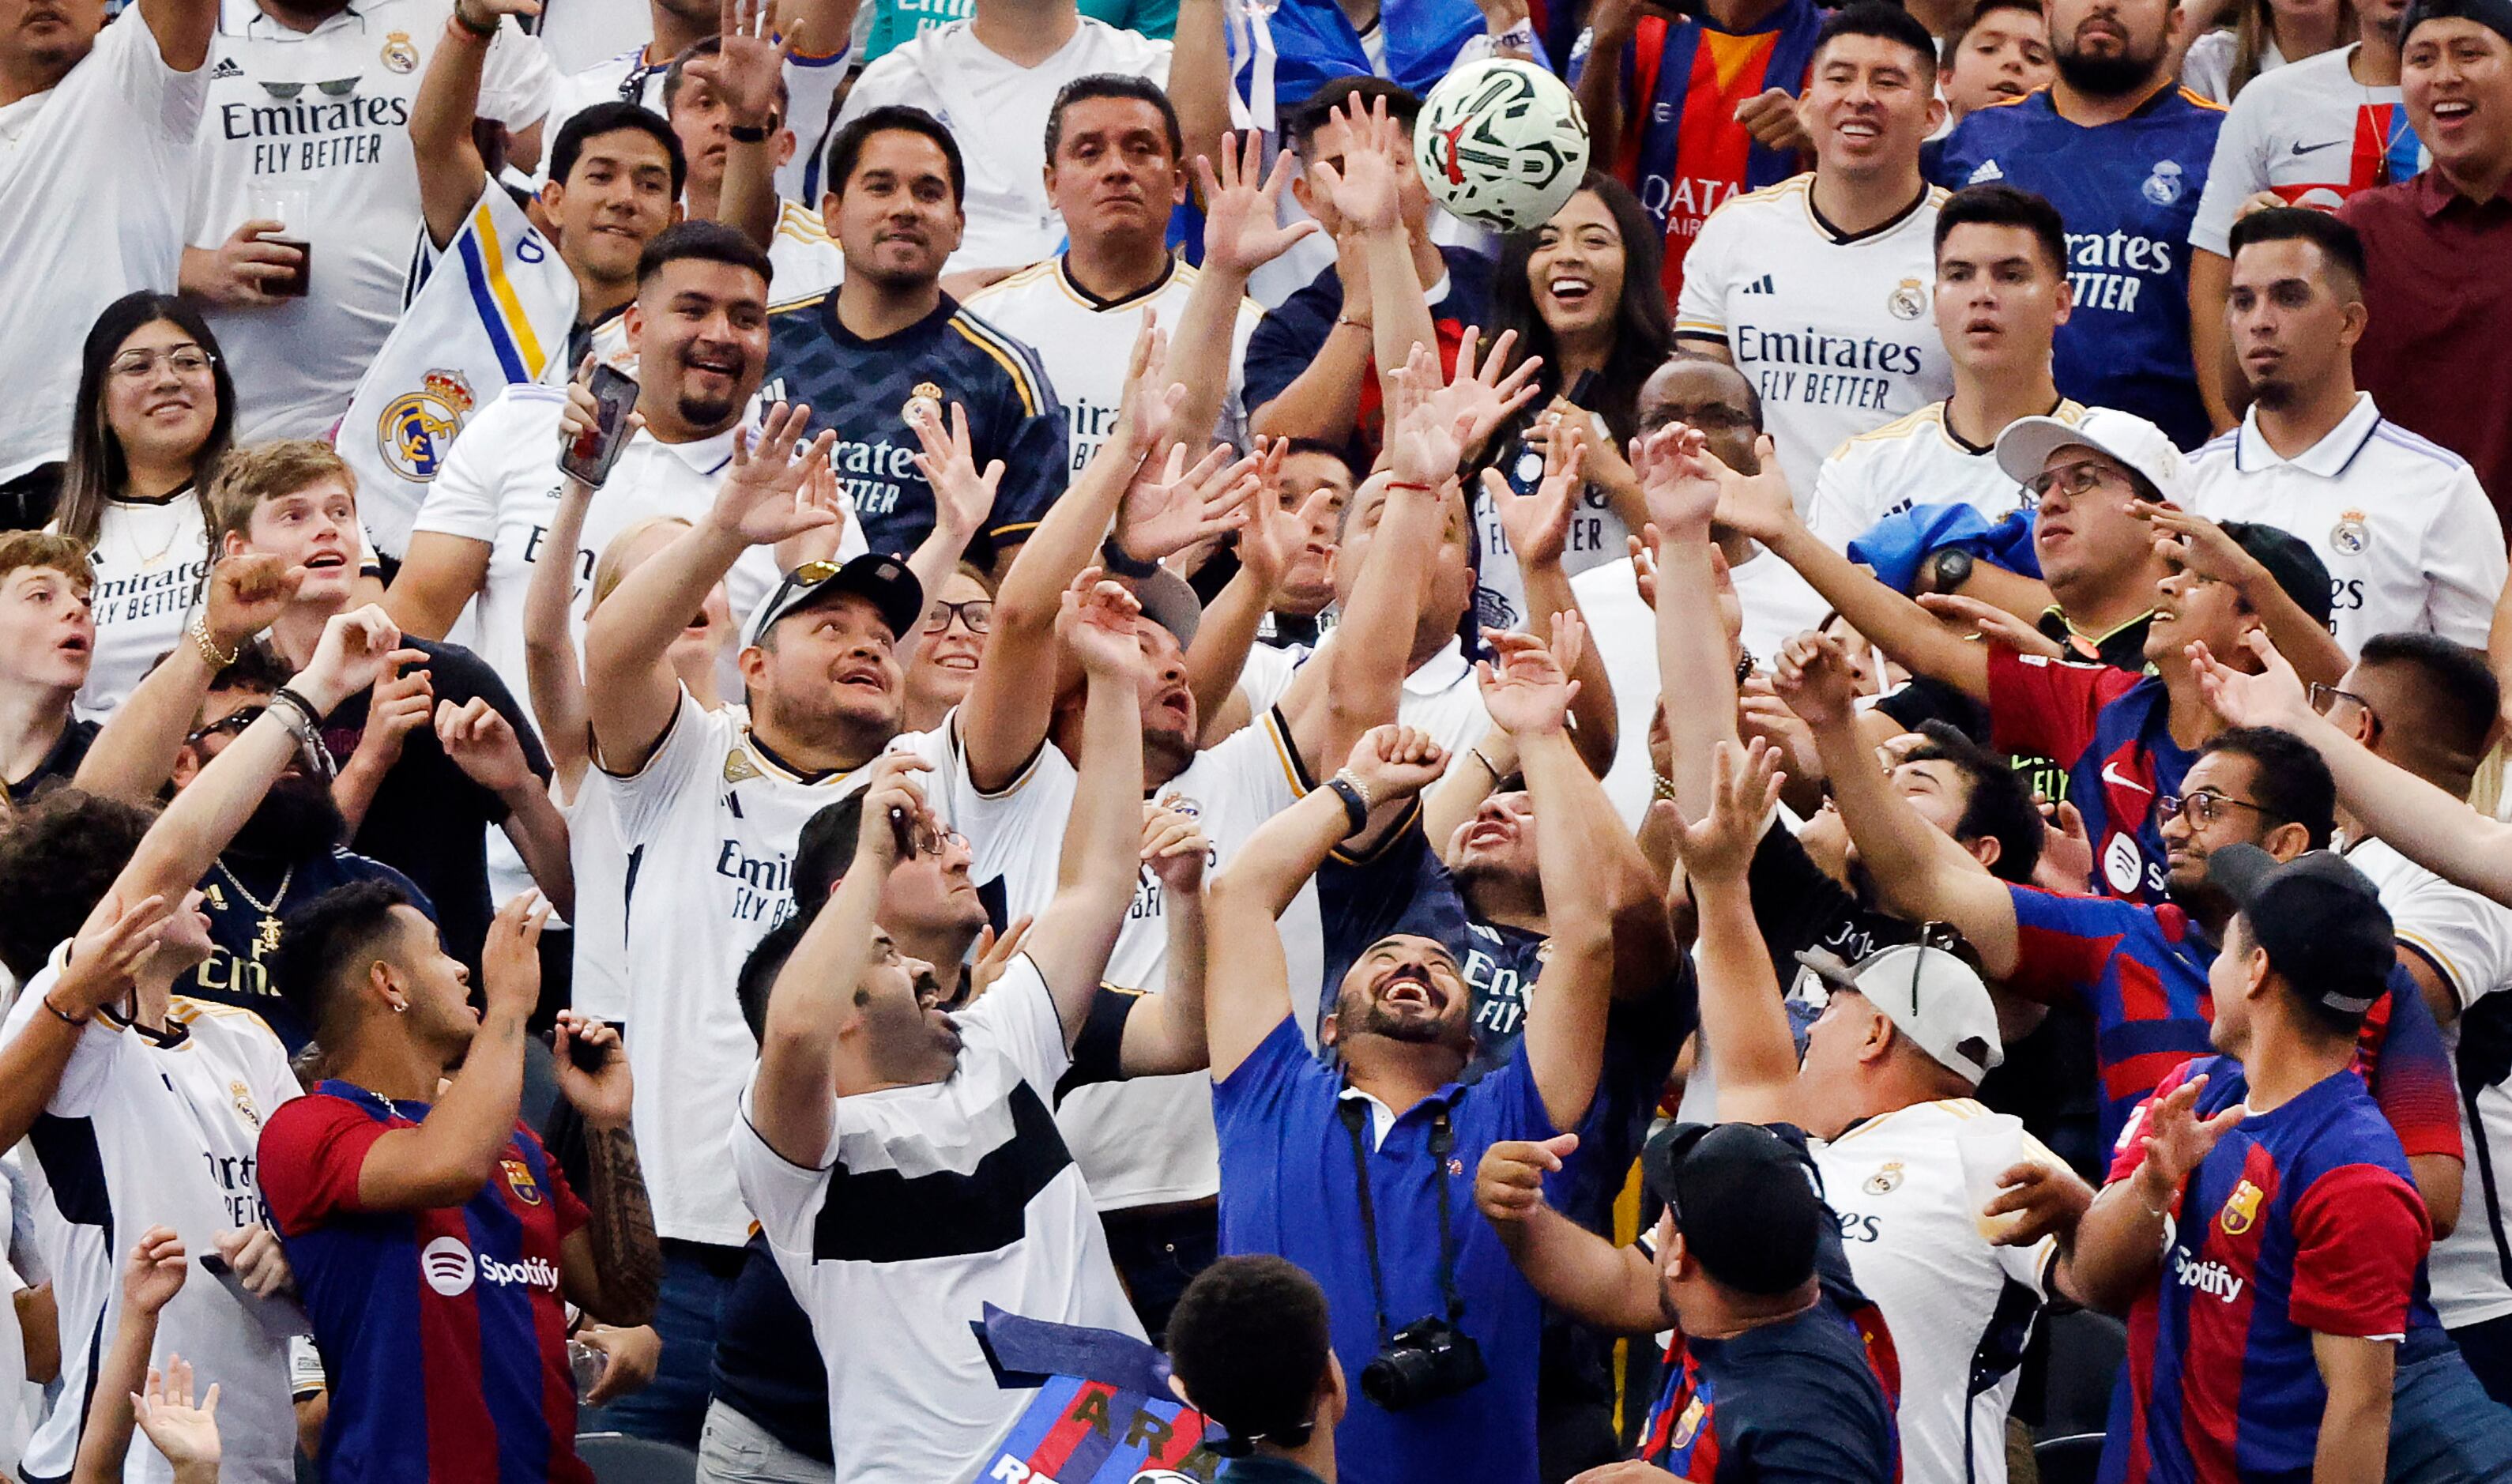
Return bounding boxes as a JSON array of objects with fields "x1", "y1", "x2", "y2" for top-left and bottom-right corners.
[{"x1": 1214, "y1": 1016, "x2": 1561, "y2": 1484}]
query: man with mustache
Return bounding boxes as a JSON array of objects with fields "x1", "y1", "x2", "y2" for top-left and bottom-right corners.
[{"x1": 1934, "y1": 0, "x2": 2228, "y2": 450}]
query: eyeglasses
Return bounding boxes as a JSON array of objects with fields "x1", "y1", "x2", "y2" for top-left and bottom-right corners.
[
  {"x1": 890, "y1": 810, "x2": 966, "y2": 857},
  {"x1": 2310, "y1": 682, "x2": 2382, "y2": 743},
  {"x1": 921, "y1": 598, "x2": 992, "y2": 636},
  {"x1": 259, "y1": 77, "x2": 360, "y2": 99},
  {"x1": 2028, "y1": 458, "x2": 2129, "y2": 501},
  {"x1": 2157, "y1": 790, "x2": 2277, "y2": 827},
  {"x1": 184, "y1": 706, "x2": 264, "y2": 750},
  {"x1": 108, "y1": 347, "x2": 214, "y2": 380}
]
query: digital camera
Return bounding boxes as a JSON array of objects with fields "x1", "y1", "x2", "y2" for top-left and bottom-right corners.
[{"x1": 1358, "y1": 1316, "x2": 1487, "y2": 1411}]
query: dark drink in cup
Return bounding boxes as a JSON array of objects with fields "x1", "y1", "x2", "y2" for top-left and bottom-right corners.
[{"x1": 266, "y1": 237, "x2": 311, "y2": 297}]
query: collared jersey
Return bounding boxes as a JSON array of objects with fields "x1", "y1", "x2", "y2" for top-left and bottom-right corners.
[
  {"x1": 729, "y1": 957, "x2": 1142, "y2": 1484},
  {"x1": 594, "y1": 692, "x2": 953, "y2": 1245},
  {"x1": 2102, "y1": 1059, "x2": 2432, "y2": 1484},
  {"x1": 1809, "y1": 398, "x2": 2086, "y2": 551},
  {"x1": 2341, "y1": 173, "x2": 2512, "y2": 510},
  {"x1": 259, "y1": 1082, "x2": 592, "y2": 1484},
  {"x1": 832, "y1": 18, "x2": 1172, "y2": 271},
  {"x1": 2189, "y1": 44, "x2": 2421, "y2": 257},
  {"x1": 1819, "y1": 1100, "x2": 2058, "y2": 1484},
  {"x1": 3, "y1": 952, "x2": 304, "y2": 1484},
  {"x1": 963, "y1": 255, "x2": 1264, "y2": 471},
  {"x1": 185, "y1": 0, "x2": 557, "y2": 439},
  {"x1": 2184, "y1": 392, "x2": 2503, "y2": 655},
  {"x1": 1674, "y1": 176, "x2": 1956, "y2": 505},
  {"x1": 761, "y1": 292, "x2": 1065, "y2": 560},
  {"x1": 0, "y1": 9, "x2": 208, "y2": 481},
  {"x1": 1935, "y1": 86, "x2": 2226, "y2": 450},
  {"x1": 72, "y1": 488, "x2": 213, "y2": 719},
  {"x1": 1987, "y1": 647, "x2": 2188, "y2": 903},
  {"x1": 1593, "y1": 0, "x2": 1826, "y2": 302}
]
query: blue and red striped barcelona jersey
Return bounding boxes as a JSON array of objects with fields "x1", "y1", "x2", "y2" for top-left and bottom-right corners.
[
  {"x1": 2102, "y1": 1058, "x2": 2434, "y2": 1483},
  {"x1": 1605, "y1": 0, "x2": 1825, "y2": 301},
  {"x1": 1989, "y1": 646, "x2": 2192, "y2": 904},
  {"x1": 259, "y1": 1082, "x2": 591, "y2": 1484}
]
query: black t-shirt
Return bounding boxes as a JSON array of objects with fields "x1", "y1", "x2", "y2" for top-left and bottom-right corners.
[
  {"x1": 4, "y1": 718, "x2": 96, "y2": 806},
  {"x1": 184, "y1": 847, "x2": 433, "y2": 1052},
  {"x1": 1747, "y1": 821, "x2": 1915, "y2": 995},
  {"x1": 311, "y1": 636, "x2": 549, "y2": 973}
]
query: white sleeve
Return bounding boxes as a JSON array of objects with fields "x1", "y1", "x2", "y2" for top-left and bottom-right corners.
[
  {"x1": 831, "y1": 51, "x2": 917, "y2": 130},
  {"x1": 480, "y1": 16, "x2": 561, "y2": 128},
  {"x1": 947, "y1": 732, "x2": 1073, "y2": 887},
  {"x1": 778, "y1": 46, "x2": 852, "y2": 202},
  {"x1": 1204, "y1": 707, "x2": 1308, "y2": 823},
  {"x1": 102, "y1": 9, "x2": 210, "y2": 145},
  {"x1": 603, "y1": 689, "x2": 721, "y2": 846},
  {"x1": 0, "y1": 955, "x2": 125, "y2": 1120},
  {"x1": 1806, "y1": 443, "x2": 1873, "y2": 551},
  {"x1": 2189, "y1": 85, "x2": 2268, "y2": 258},
  {"x1": 1996, "y1": 1132, "x2": 2065, "y2": 1294},
  {"x1": 951, "y1": 955, "x2": 1071, "y2": 1092},
  {"x1": 2418, "y1": 470, "x2": 2508, "y2": 650},
  {"x1": 1233, "y1": 642, "x2": 1301, "y2": 727},
  {"x1": 1671, "y1": 209, "x2": 1733, "y2": 342},
  {"x1": 729, "y1": 1071, "x2": 834, "y2": 1253},
  {"x1": 407, "y1": 400, "x2": 522, "y2": 544},
  {"x1": 2389, "y1": 874, "x2": 2512, "y2": 1015}
]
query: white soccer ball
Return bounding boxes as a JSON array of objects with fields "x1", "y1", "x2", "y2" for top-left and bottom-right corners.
[{"x1": 1413, "y1": 58, "x2": 1592, "y2": 233}]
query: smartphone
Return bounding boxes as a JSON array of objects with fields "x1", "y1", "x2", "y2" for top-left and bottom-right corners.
[
  {"x1": 559, "y1": 363, "x2": 638, "y2": 487},
  {"x1": 547, "y1": 1021, "x2": 612, "y2": 1072}
]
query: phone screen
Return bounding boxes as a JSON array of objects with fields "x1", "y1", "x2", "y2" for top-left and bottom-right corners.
[{"x1": 559, "y1": 364, "x2": 639, "y2": 486}]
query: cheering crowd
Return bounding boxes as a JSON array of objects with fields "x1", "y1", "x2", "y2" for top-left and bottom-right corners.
[{"x1": 2, "y1": 0, "x2": 2512, "y2": 1470}]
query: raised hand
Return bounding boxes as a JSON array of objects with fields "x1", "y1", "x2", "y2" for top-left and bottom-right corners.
[
  {"x1": 1386, "y1": 344, "x2": 1472, "y2": 489},
  {"x1": 708, "y1": 404, "x2": 841, "y2": 548},
  {"x1": 121, "y1": 1227, "x2": 187, "y2": 1317},
  {"x1": 1233, "y1": 445, "x2": 1331, "y2": 603},
  {"x1": 435, "y1": 697, "x2": 531, "y2": 795},
  {"x1": 907, "y1": 401, "x2": 1004, "y2": 547},
  {"x1": 2036, "y1": 797, "x2": 2094, "y2": 896},
  {"x1": 1426, "y1": 327, "x2": 1542, "y2": 457},
  {"x1": 853, "y1": 748, "x2": 937, "y2": 874},
  {"x1": 299, "y1": 605, "x2": 405, "y2": 712},
  {"x1": 1772, "y1": 631, "x2": 1860, "y2": 733},
  {"x1": 1196, "y1": 132, "x2": 1318, "y2": 278},
  {"x1": 2126, "y1": 1073, "x2": 2246, "y2": 1215},
  {"x1": 1919, "y1": 592, "x2": 2064, "y2": 659},
  {"x1": 1057, "y1": 572, "x2": 1148, "y2": 680},
  {"x1": 2187, "y1": 631, "x2": 2311, "y2": 730},
  {"x1": 1306, "y1": 95, "x2": 1406, "y2": 235},
  {"x1": 556, "y1": 355, "x2": 645, "y2": 489},
  {"x1": 2137, "y1": 500, "x2": 2266, "y2": 593},
  {"x1": 1474, "y1": 1133, "x2": 1578, "y2": 1226},
  {"x1": 479, "y1": 891, "x2": 552, "y2": 1022},
  {"x1": 1476, "y1": 628, "x2": 1579, "y2": 739},
  {"x1": 1482, "y1": 419, "x2": 1583, "y2": 571},
  {"x1": 1114, "y1": 315, "x2": 1184, "y2": 458},
  {"x1": 1143, "y1": 803, "x2": 1210, "y2": 895},
  {"x1": 1738, "y1": 673, "x2": 1823, "y2": 792},
  {"x1": 132, "y1": 1354, "x2": 221, "y2": 1473},
  {"x1": 202, "y1": 553, "x2": 303, "y2": 653},
  {"x1": 348, "y1": 650, "x2": 435, "y2": 777},
  {"x1": 1629, "y1": 422, "x2": 1723, "y2": 541},
  {"x1": 1342, "y1": 723, "x2": 1450, "y2": 802},
  {"x1": 552, "y1": 1010, "x2": 633, "y2": 1129},
  {"x1": 681, "y1": 0, "x2": 790, "y2": 130},
  {"x1": 51, "y1": 891, "x2": 173, "y2": 1019},
  {"x1": 1672, "y1": 737, "x2": 1783, "y2": 885},
  {"x1": 964, "y1": 915, "x2": 1033, "y2": 1005},
  {"x1": 1118, "y1": 443, "x2": 1256, "y2": 564}
]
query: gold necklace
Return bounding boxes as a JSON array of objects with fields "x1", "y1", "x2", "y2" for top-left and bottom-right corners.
[{"x1": 217, "y1": 861, "x2": 296, "y2": 959}]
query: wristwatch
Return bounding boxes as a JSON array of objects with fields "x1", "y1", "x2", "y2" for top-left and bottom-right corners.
[{"x1": 1923, "y1": 545, "x2": 1975, "y2": 596}]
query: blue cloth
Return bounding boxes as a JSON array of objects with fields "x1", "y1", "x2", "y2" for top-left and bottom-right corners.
[
  {"x1": 1213, "y1": 1018, "x2": 1562, "y2": 1484},
  {"x1": 705, "y1": 1236, "x2": 831, "y2": 1463},
  {"x1": 2386, "y1": 1342, "x2": 2512, "y2": 1482},
  {"x1": 1240, "y1": 0, "x2": 1488, "y2": 107},
  {"x1": 1932, "y1": 87, "x2": 2226, "y2": 450},
  {"x1": 184, "y1": 848, "x2": 432, "y2": 1052},
  {"x1": 1243, "y1": 248, "x2": 1496, "y2": 469},
  {"x1": 1847, "y1": 504, "x2": 2043, "y2": 594},
  {"x1": 584, "y1": 1248, "x2": 736, "y2": 1448}
]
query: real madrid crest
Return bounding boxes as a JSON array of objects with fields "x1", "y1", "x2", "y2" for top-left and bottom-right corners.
[
  {"x1": 903, "y1": 380, "x2": 943, "y2": 427},
  {"x1": 1886, "y1": 278, "x2": 1927, "y2": 321},
  {"x1": 2330, "y1": 510, "x2": 2368, "y2": 555},
  {"x1": 380, "y1": 30, "x2": 419, "y2": 73},
  {"x1": 1862, "y1": 1162, "x2": 1904, "y2": 1196},
  {"x1": 229, "y1": 1079, "x2": 261, "y2": 1129},
  {"x1": 377, "y1": 368, "x2": 475, "y2": 484},
  {"x1": 1154, "y1": 790, "x2": 1202, "y2": 819},
  {"x1": 2141, "y1": 160, "x2": 2186, "y2": 205}
]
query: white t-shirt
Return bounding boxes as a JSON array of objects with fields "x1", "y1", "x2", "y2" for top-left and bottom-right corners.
[
  {"x1": 1808, "y1": 398, "x2": 2086, "y2": 551},
  {"x1": 2180, "y1": 28, "x2": 2285, "y2": 107},
  {"x1": 767, "y1": 199, "x2": 845, "y2": 303},
  {"x1": 1674, "y1": 177, "x2": 1956, "y2": 507},
  {"x1": 2190, "y1": 44, "x2": 2418, "y2": 256},
  {"x1": 0, "y1": 10, "x2": 208, "y2": 482},
  {"x1": 952, "y1": 712, "x2": 1321, "y2": 1209},
  {"x1": 2, "y1": 953, "x2": 304, "y2": 1484},
  {"x1": 2183, "y1": 393, "x2": 2504, "y2": 655},
  {"x1": 526, "y1": 0, "x2": 646, "y2": 72},
  {"x1": 186, "y1": 0, "x2": 557, "y2": 440},
  {"x1": 1816, "y1": 1099, "x2": 2058, "y2": 1484},
  {"x1": 834, "y1": 17, "x2": 1172, "y2": 272},
  {"x1": 2347, "y1": 837, "x2": 2512, "y2": 1329},
  {"x1": 1237, "y1": 635, "x2": 1491, "y2": 761},
  {"x1": 962, "y1": 254, "x2": 1263, "y2": 472},
  {"x1": 73, "y1": 490, "x2": 215, "y2": 720},
  {"x1": 729, "y1": 955, "x2": 1141, "y2": 1484},
  {"x1": 1472, "y1": 431, "x2": 1634, "y2": 632},
  {"x1": 599, "y1": 693, "x2": 951, "y2": 1245},
  {"x1": 544, "y1": 43, "x2": 665, "y2": 152}
]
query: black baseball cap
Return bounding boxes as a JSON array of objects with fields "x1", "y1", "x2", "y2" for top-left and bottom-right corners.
[
  {"x1": 2219, "y1": 521, "x2": 2334, "y2": 631},
  {"x1": 1641, "y1": 1122, "x2": 1824, "y2": 1297},
  {"x1": 2206, "y1": 845, "x2": 2395, "y2": 1018},
  {"x1": 2403, "y1": 0, "x2": 2512, "y2": 44},
  {"x1": 740, "y1": 553, "x2": 925, "y2": 651}
]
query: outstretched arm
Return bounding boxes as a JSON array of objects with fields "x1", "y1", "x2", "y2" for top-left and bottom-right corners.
[
  {"x1": 411, "y1": 0, "x2": 533, "y2": 249},
  {"x1": 551, "y1": 1013, "x2": 661, "y2": 1326},
  {"x1": 1674, "y1": 740, "x2": 1802, "y2": 1128},
  {"x1": 687, "y1": 0, "x2": 790, "y2": 250},
  {"x1": 71, "y1": 1232, "x2": 195, "y2": 1484},
  {"x1": 1168, "y1": 137, "x2": 1316, "y2": 447},
  {"x1": 1474, "y1": 1136, "x2": 1667, "y2": 1335},
  {"x1": 74, "y1": 556, "x2": 304, "y2": 803},
  {"x1": 1633, "y1": 421, "x2": 1742, "y2": 825},
  {"x1": 1489, "y1": 432, "x2": 1618, "y2": 773},
  {"x1": 523, "y1": 475, "x2": 599, "y2": 795},
  {"x1": 2055, "y1": 1072, "x2": 2243, "y2": 1313},
  {"x1": 1117, "y1": 806, "x2": 1214, "y2": 1076},
  {"x1": 137, "y1": 0, "x2": 215, "y2": 73}
]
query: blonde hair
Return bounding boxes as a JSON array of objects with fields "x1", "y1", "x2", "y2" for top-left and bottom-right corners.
[
  {"x1": 203, "y1": 440, "x2": 358, "y2": 551},
  {"x1": 588, "y1": 516, "x2": 695, "y2": 612}
]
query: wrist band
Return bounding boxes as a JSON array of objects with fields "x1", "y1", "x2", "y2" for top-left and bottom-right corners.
[
  {"x1": 450, "y1": 3, "x2": 497, "y2": 36},
  {"x1": 268, "y1": 686, "x2": 339, "y2": 780},
  {"x1": 1098, "y1": 534, "x2": 1162, "y2": 580},
  {"x1": 1470, "y1": 748, "x2": 1501, "y2": 785},
  {"x1": 43, "y1": 993, "x2": 89, "y2": 1028},
  {"x1": 1325, "y1": 776, "x2": 1370, "y2": 837},
  {"x1": 189, "y1": 615, "x2": 239, "y2": 669},
  {"x1": 1384, "y1": 480, "x2": 1436, "y2": 493},
  {"x1": 728, "y1": 122, "x2": 771, "y2": 143},
  {"x1": 1333, "y1": 313, "x2": 1370, "y2": 330}
]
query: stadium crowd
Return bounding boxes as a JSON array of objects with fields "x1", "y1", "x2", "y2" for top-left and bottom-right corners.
[{"x1": 2, "y1": 0, "x2": 2511, "y2": 1471}]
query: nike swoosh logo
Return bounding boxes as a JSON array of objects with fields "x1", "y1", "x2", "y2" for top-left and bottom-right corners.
[
  {"x1": 2291, "y1": 139, "x2": 2346, "y2": 155},
  {"x1": 2102, "y1": 763, "x2": 2153, "y2": 794}
]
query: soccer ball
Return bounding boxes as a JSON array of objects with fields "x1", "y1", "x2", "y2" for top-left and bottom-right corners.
[{"x1": 1414, "y1": 58, "x2": 1591, "y2": 233}]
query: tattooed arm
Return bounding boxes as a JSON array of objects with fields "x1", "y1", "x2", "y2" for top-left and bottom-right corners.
[{"x1": 552, "y1": 1012, "x2": 661, "y2": 1325}]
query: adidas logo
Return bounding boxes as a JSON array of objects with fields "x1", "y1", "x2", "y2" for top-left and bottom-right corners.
[
  {"x1": 1739, "y1": 273, "x2": 1776, "y2": 295},
  {"x1": 1967, "y1": 159, "x2": 2004, "y2": 184},
  {"x1": 209, "y1": 56, "x2": 244, "y2": 79}
]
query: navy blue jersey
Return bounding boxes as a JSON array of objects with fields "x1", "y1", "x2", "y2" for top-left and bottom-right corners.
[
  {"x1": 760, "y1": 292, "x2": 1067, "y2": 559},
  {"x1": 1934, "y1": 86, "x2": 2227, "y2": 449},
  {"x1": 186, "y1": 848, "x2": 434, "y2": 1052}
]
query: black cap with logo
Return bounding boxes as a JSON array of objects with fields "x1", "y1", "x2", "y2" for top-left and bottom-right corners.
[
  {"x1": 2206, "y1": 844, "x2": 2396, "y2": 1018},
  {"x1": 1641, "y1": 1121, "x2": 1825, "y2": 1297}
]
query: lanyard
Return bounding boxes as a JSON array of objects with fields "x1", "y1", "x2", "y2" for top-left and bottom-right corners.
[{"x1": 1336, "y1": 1098, "x2": 1463, "y2": 1342}]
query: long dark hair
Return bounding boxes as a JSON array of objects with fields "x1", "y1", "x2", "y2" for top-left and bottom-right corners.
[
  {"x1": 55, "y1": 292, "x2": 237, "y2": 544},
  {"x1": 1486, "y1": 171, "x2": 1673, "y2": 449}
]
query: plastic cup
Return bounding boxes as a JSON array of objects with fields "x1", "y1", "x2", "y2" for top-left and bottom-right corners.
[{"x1": 1956, "y1": 1113, "x2": 2030, "y2": 1241}]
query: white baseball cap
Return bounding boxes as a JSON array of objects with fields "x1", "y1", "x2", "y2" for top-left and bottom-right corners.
[
  {"x1": 1993, "y1": 407, "x2": 2188, "y2": 506},
  {"x1": 1795, "y1": 941, "x2": 2005, "y2": 1083}
]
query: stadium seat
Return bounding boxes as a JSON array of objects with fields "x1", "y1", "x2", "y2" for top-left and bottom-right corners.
[
  {"x1": 2035, "y1": 1431, "x2": 2106, "y2": 1484},
  {"x1": 575, "y1": 1432, "x2": 699, "y2": 1484},
  {"x1": 2038, "y1": 1307, "x2": 2128, "y2": 1438}
]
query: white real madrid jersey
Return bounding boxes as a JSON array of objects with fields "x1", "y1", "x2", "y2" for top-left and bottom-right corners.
[
  {"x1": 2183, "y1": 393, "x2": 2504, "y2": 656},
  {"x1": 963, "y1": 255, "x2": 1263, "y2": 472},
  {"x1": 951, "y1": 711, "x2": 1323, "y2": 1211},
  {"x1": 596, "y1": 695, "x2": 955, "y2": 1245},
  {"x1": 767, "y1": 199, "x2": 845, "y2": 303},
  {"x1": 1809, "y1": 398, "x2": 2086, "y2": 551},
  {"x1": 729, "y1": 958, "x2": 1141, "y2": 1484},
  {"x1": 73, "y1": 491, "x2": 215, "y2": 720},
  {"x1": 1816, "y1": 1099, "x2": 2057, "y2": 1484},
  {"x1": 1674, "y1": 178, "x2": 1956, "y2": 509},
  {"x1": 1, "y1": 961, "x2": 304, "y2": 1484},
  {"x1": 186, "y1": 0, "x2": 558, "y2": 441}
]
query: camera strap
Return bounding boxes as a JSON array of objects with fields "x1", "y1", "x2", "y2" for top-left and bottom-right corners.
[{"x1": 1337, "y1": 1098, "x2": 1467, "y2": 1343}]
